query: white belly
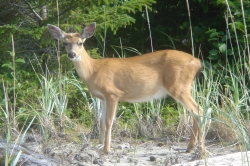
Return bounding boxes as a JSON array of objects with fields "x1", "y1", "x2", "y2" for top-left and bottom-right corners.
[
  {"x1": 89, "y1": 86, "x2": 168, "y2": 103},
  {"x1": 124, "y1": 86, "x2": 168, "y2": 103}
]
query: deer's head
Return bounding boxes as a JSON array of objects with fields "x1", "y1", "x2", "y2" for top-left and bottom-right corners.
[{"x1": 47, "y1": 22, "x2": 96, "y2": 61}]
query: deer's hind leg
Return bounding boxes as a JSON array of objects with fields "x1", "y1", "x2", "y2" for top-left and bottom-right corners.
[
  {"x1": 167, "y1": 86, "x2": 204, "y2": 153},
  {"x1": 180, "y1": 93, "x2": 204, "y2": 152}
]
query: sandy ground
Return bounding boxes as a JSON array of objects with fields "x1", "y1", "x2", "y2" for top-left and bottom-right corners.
[
  {"x1": 24, "y1": 135, "x2": 249, "y2": 166},
  {"x1": 173, "y1": 151, "x2": 250, "y2": 166},
  {"x1": 101, "y1": 140, "x2": 247, "y2": 166}
]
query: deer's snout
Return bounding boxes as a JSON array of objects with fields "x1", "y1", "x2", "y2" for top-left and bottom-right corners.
[{"x1": 68, "y1": 52, "x2": 76, "y2": 59}]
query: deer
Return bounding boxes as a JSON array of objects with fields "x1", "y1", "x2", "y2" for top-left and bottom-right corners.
[{"x1": 47, "y1": 22, "x2": 205, "y2": 157}]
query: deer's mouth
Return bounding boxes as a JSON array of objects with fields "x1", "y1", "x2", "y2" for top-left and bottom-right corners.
[{"x1": 68, "y1": 54, "x2": 81, "y2": 61}]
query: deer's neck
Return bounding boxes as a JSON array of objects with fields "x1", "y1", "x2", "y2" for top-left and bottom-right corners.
[{"x1": 72, "y1": 49, "x2": 94, "y2": 82}]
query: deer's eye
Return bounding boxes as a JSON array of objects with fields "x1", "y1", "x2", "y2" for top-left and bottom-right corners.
[
  {"x1": 63, "y1": 42, "x2": 68, "y2": 47},
  {"x1": 78, "y1": 42, "x2": 83, "y2": 46}
]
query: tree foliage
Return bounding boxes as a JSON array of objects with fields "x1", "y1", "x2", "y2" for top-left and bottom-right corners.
[{"x1": 0, "y1": 0, "x2": 155, "y2": 69}]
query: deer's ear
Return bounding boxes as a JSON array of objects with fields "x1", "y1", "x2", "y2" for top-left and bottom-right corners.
[
  {"x1": 81, "y1": 22, "x2": 96, "y2": 39},
  {"x1": 47, "y1": 24, "x2": 65, "y2": 40}
]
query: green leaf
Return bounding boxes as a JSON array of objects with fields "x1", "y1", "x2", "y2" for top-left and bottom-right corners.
[
  {"x1": 218, "y1": 43, "x2": 226, "y2": 53},
  {"x1": 2, "y1": 63, "x2": 13, "y2": 69},
  {"x1": 15, "y1": 58, "x2": 25, "y2": 63},
  {"x1": 226, "y1": 49, "x2": 233, "y2": 55},
  {"x1": 210, "y1": 31, "x2": 219, "y2": 38},
  {"x1": 234, "y1": 22, "x2": 244, "y2": 32},
  {"x1": 7, "y1": 51, "x2": 14, "y2": 57},
  {"x1": 229, "y1": 22, "x2": 244, "y2": 32},
  {"x1": 208, "y1": 49, "x2": 219, "y2": 60},
  {"x1": 208, "y1": 37, "x2": 217, "y2": 41},
  {"x1": 103, "y1": 0, "x2": 109, "y2": 4},
  {"x1": 180, "y1": 22, "x2": 188, "y2": 29}
]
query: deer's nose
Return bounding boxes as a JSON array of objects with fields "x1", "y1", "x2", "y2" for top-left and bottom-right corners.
[{"x1": 68, "y1": 52, "x2": 76, "y2": 59}]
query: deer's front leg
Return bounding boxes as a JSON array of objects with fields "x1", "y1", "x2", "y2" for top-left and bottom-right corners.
[
  {"x1": 99, "y1": 100, "x2": 106, "y2": 144},
  {"x1": 103, "y1": 95, "x2": 118, "y2": 153}
]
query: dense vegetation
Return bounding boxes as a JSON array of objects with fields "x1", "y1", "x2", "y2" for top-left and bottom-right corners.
[{"x1": 0, "y1": 0, "x2": 249, "y2": 164}]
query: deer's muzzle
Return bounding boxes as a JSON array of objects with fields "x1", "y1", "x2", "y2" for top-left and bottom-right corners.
[{"x1": 68, "y1": 52, "x2": 76, "y2": 59}]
